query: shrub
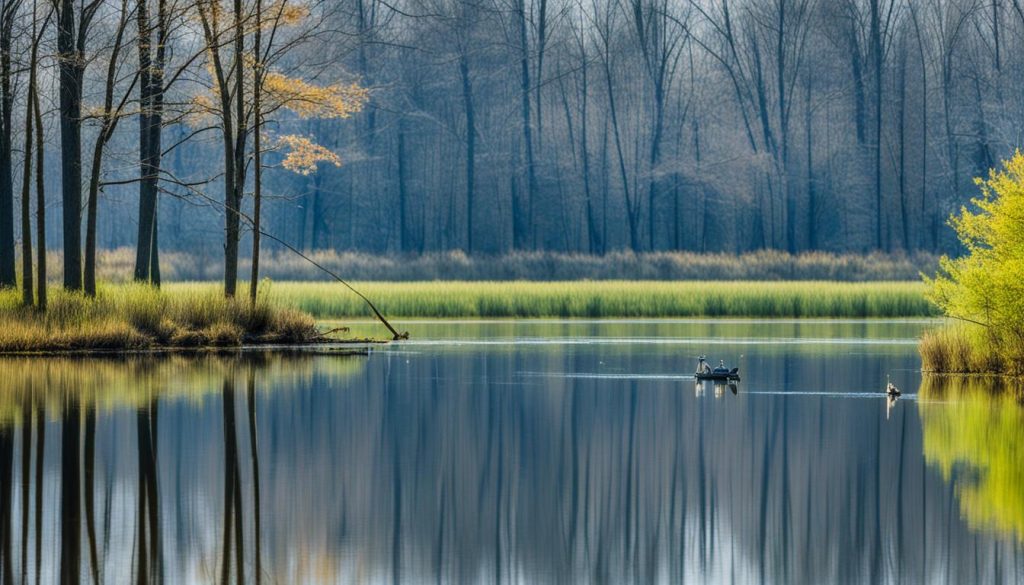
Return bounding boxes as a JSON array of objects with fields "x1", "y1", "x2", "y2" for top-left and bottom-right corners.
[{"x1": 924, "y1": 151, "x2": 1024, "y2": 375}]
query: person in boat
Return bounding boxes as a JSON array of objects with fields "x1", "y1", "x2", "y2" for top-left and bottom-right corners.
[
  {"x1": 707, "y1": 360, "x2": 730, "y2": 375},
  {"x1": 697, "y1": 356, "x2": 712, "y2": 375}
]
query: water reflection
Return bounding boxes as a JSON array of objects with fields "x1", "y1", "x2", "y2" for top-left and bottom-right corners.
[
  {"x1": 920, "y1": 375, "x2": 1024, "y2": 543},
  {"x1": 0, "y1": 324, "x2": 1019, "y2": 584},
  {"x1": 0, "y1": 355, "x2": 363, "y2": 583},
  {"x1": 694, "y1": 380, "x2": 740, "y2": 398}
]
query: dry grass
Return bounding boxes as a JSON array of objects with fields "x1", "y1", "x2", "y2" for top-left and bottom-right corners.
[
  {"x1": 919, "y1": 324, "x2": 1024, "y2": 376},
  {"x1": 57, "y1": 248, "x2": 938, "y2": 282},
  {"x1": 0, "y1": 283, "x2": 322, "y2": 353}
]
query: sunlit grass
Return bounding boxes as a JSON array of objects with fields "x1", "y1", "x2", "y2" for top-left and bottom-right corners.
[
  {"x1": 920, "y1": 324, "x2": 1024, "y2": 376},
  {"x1": 164, "y1": 280, "x2": 935, "y2": 319},
  {"x1": 0, "y1": 283, "x2": 319, "y2": 353}
]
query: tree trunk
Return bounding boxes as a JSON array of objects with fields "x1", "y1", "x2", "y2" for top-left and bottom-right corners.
[
  {"x1": 150, "y1": 210, "x2": 160, "y2": 285},
  {"x1": 648, "y1": 81, "x2": 665, "y2": 251},
  {"x1": 0, "y1": 8, "x2": 16, "y2": 288},
  {"x1": 578, "y1": 55, "x2": 600, "y2": 254},
  {"x1": 226, "y1": 0, "x2": 247, "y2": 298},
  {"x1": 397, "y1": 125, "x2": 410, "y2": 252},
  {"x1": 515, "y1": 0, "x2": 536, "y2": 251},
  {"x1": 602, "y1": 47, "x2": 637, "y2": 249},
  {"x1": 805, "y1": 77, "x2": 817, "y2": 250},
  {"x1": 249, "y1": 0, "x2": 263, "y2": 305},
  {"x1": 459, "y1": 53, "x2": 475, "y2": 253},
  {"x1": 20, "y1": 54, "x2": 35, "y2": 306},
  {"x1": 33, "y1": 56, "x2": 46, "y2": 309},
  {"x1": 134, "y1": 0, "x2": 156, "y2": 283},
  {"x1": 849, "y1": 28, "x2": 866, "y2": 146},
  {"x1": 84, "y1": 139, "x2": 104, "y2": 296},
  {"x1": 85, "y1": 0, "x2": 129, "y2": 296},
  {"x1": 534, "y1": 0, "x2": 548, "y2": 153},
  {"x1": 58, "y1": 0, "x2": 84, "y2": 290},
  {"x1": 870, "y1": 0, "x2": 884, "y2": 250},
  {"x1": 897, "y1": 33, "x2": 910, "y2": 252}
]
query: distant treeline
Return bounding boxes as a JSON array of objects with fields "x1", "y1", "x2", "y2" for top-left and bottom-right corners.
[
  {"x1": 4, "y1": 0, "x2": 1014, "y2": 278},
  {"x1": 72, "y1": 249, "x2": 937, "y2": 282}
]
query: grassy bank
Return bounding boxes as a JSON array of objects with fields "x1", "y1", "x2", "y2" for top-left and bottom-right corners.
[
  {"x1": 0, "y1": 280, "x2": 932, "y2": 353},
  {"x1": 919, "y1": 325, "x2": 1024, "y2": 376},
  {"x1": 0, "y1": 284, "x2": 322, "y2": 353},
  {"x1": 165, "y1": 280, "x2": 936, "y2": 319},
  {"x1": 77, "y1": 248, "x2": 938, "y2": 282}
]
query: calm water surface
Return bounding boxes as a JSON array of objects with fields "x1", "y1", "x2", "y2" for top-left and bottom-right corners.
[{"x1": 4, "y1": 319, "x2": 1024, "y2": 584}]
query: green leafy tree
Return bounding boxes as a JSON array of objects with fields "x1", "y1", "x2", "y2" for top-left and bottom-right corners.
[{"x1": 925, "y1": 151, "x2": 1024, "y2": 371}]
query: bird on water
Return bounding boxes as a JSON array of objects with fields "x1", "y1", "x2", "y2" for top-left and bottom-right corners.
[{"x1": 886, "y1": 377, "x2": 901, "y2": 397}]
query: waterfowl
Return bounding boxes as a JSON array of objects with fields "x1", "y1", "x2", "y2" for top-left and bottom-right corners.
[{"x1": 886, "y1": 381, "x2": 901, "y2": 397}]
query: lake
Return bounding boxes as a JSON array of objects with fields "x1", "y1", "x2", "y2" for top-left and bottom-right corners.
[{"x1": 3, "y1": 319, "x2": 1023, "y2": 584}]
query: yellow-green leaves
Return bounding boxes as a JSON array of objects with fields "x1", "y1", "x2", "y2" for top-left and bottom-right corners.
[{"x1": 924, "y1": 151, "x2": 1024, "y2": 373}]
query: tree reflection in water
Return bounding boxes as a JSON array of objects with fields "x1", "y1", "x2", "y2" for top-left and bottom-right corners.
[
  {"x1": 58, "y1": 396, "x2": 80, "y2": 583},
  {"x1": 0, "y1": 354, "x2": 361, "y2": 583},
  {"x1": 920, "y1": 375, "x2": 1024, "y2": 542},
  {"x1": 0, "y1": 350, "x2": 1018, "y2": 583}
]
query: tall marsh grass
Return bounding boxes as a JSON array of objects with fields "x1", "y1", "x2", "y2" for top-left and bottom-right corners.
[
  {"x1": 164, "y1": 280, "x2": 935, "y2": 319},
  {"x1": 920, "y1": 324, "x2": 1024, "y2": 376},
  {"x1": 0, "y1": 283, "x2": 319, "y2": 353}
]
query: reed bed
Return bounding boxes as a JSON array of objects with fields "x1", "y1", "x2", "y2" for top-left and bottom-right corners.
[
  {"x1": 164, "y1": 280, "x2": 935, "y2": 319},
  {"x1": 0, "y1": 283, "x2": 319, "y2": 353},
  {"x1": 919, "y1": 324, "x2": 1024, "y2": 376}
]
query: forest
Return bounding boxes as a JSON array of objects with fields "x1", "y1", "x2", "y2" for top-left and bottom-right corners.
[{"x1": 0, "y1": 0, "x2": 1017, "y2": 290}]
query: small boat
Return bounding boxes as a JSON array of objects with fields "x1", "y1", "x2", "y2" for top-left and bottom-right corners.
[
  {"x1": 696, "y1": 367, "x2": 741, "y2": 381},
  {"x1": 695, "y1": 356, "x2": 741, "y2": 381}
]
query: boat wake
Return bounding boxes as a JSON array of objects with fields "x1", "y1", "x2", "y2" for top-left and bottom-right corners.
[{"x1": 517, "y1": 371, "x2": 697, "y2": 381}]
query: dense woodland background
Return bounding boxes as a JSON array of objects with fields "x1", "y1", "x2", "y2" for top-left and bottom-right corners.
[{"x1": 1, "y1": 0, "x2": 1020, "y2": 275}]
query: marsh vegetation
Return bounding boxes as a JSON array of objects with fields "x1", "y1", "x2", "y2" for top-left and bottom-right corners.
[
  {"x1": 920, "y1": 153, "x2": 1024, "y2": 376},
  {"x1": 0, "y1": 284, "x2": 320, "y2": 353},
  {"x1": 223, "y1": 280, "x2": 935, "y2": 319}
]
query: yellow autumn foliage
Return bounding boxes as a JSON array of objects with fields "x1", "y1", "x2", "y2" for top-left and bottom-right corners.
[
  {"x1": 276, "y1": 134, "x2": 341, "y2": 174},
  {"x1": 262, "y1": 72, "x2": 368, "y2": 119},
  {"x1": 264, "y1": 0, "x2": 310, "y2": 27},
  {"x1": 190, "y1": 0, "x2": 367, "y2": 174}
]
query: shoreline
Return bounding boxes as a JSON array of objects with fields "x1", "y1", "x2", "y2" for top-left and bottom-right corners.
[{"x1": 0, "y1": 339, "x2": 385, "y2": 357}]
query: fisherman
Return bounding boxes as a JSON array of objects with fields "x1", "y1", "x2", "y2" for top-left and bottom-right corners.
[{"x1": 698, "y1": 356, "x2": 712, "y2": 375}]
